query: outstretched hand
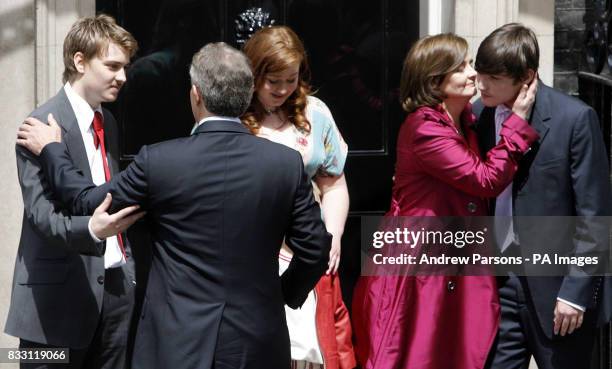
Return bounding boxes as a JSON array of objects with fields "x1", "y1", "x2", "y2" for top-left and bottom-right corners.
[
  {"x1": 91, "y1": 194, "x2": 145, "y2": 239},
  {"x1": 512, "y1": 74, "x2": 538, "y2": 120},
  {"x1": 16, "y1": 113, "x2": 62, "y2": 156}
]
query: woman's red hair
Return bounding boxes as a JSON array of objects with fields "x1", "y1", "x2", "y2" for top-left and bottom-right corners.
[{"x1": 242, "y1": 26, "x2": 311, "y2": 134}]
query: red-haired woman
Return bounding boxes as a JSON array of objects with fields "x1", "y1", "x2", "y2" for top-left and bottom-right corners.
[{"x1": 242, "y1": 26, "x2": 356, "y2": 369}]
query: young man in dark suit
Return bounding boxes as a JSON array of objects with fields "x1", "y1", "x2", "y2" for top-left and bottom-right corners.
[
  {"x1": 472, "y1": 23, "x2": 611, "y2": 369},
  {"x1": 6, "y1": 15, "x2": 143, "y2": 369},
  {"x1": 17, "y1": 42, "x2": 331, "y2": 369}
]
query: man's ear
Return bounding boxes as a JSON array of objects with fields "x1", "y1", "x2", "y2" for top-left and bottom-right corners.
[
  {"x1": 190, "y1": 84, "x2": 201, "y2": 104},
  {"x1": 73, "y1": 52, "x2": 86, "y2": 74},
  {"x1": 523, "y1": 69, "x2": 536, "y2": 84}
]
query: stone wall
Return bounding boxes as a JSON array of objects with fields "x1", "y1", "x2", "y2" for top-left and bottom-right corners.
[
  {"x1": 554, "y1": 0, "x2": 594, "y2": 96},
  {"x1": 0, "y1": 2, "x2": 35, "y2": 366}
]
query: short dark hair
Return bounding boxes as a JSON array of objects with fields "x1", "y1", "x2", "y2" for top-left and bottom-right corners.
[
  {"x1": 475, "y1": 23, "x2": 539, "y2": 82},
  {"x1": 399, "y1": 33, "x2": 468, "y2": 113}
]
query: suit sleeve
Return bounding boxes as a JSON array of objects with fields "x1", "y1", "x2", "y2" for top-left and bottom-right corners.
[
  {"x1": 39, "y1": 142, "x2": 149, "y2": 216},
  {"x1": 410, "y1": 113, "x2": 538, "y2": 197},
  {"x1": 16, "y1": 143, "x2": 102, "y2": 256},
  {"x1": 558, "y1": 107, "x2": 612, "y2": 307},
  {"x1": 281, "y1": 152, "x2": 331, "y2": 309}
]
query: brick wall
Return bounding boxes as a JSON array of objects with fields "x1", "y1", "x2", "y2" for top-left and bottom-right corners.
[{"x1": 554, "y1": 0, "x2": 595, "y2": 96}]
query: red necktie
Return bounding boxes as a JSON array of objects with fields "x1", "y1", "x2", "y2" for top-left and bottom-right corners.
[{"x1": 92, "y1": 111, "x2": 127, "y2": 260}]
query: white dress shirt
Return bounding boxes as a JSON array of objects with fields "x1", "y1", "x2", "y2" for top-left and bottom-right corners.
[
  {"x1": 190, "y1": 116, "x2": 242, "y2": 134},
  {"x1": 494, "y1": 105, "x2": 515, "y2": 252},
  {"x1": 64, "y1": 83, "x2": 125, "y2": 269}
]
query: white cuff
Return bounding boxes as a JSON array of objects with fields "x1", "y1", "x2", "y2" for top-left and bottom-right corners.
[
  {"x1": 88, "y1": 217, "x2": 104, "y2": 243},
  {"x1": 557, "y1": 297, "x2": 586, "y2": 312}
]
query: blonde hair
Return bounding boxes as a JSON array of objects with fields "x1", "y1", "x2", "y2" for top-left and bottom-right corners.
[
  {"x1": 62, "y1": 14, "x2": 138, "y2": 83},
  {"x1": 241, "y1": 26, "x2": 311, "y2": 134},
  {"x1": 399, "y1": 33, "x2": 468, "y2": 113}
]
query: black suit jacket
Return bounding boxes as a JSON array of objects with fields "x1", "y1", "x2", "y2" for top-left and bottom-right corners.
[
  {"x1": 38, "y1": 120, "x2": 331, "y2": 369},
  {"x1": 473, "y1": 83, "x2": 612, "y2": 338},
  {"x1": 5, "y1": 88, "x2": 134, "y2": 348}
]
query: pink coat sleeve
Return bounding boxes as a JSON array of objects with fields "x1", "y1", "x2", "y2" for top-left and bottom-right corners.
[{"x1": 407, "y1": 113, "x2": 538, "y2": 197}]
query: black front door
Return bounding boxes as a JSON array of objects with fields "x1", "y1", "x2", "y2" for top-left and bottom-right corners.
[{"x1": 97, "y1": 0, "x2": 420, "y2": 306}]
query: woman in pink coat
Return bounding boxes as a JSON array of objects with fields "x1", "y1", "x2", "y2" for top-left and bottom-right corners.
[{"x1": 352, "y1": 34, "x2": 539, "y2": 369}]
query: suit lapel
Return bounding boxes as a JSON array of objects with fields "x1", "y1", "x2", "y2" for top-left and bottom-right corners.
[
  {"x1": 55, "y1": 89, "x2": 93, "y2": 181},
  {"x1": 512, "y1": 85, "x2": 552, "y2": 194},
  {"x1": 529, "y1": 86, "x2": 552, "y2": 144},
  {"x1": 102, "y1": 110, "x2": 121, "y2": 175}
]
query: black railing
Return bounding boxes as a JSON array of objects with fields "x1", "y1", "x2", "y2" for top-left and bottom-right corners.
[
  {"x1": 578, "y1": 72, "x2": 612, "y2": 159},
  {"x1": 578, "y1": 71, "x2": 612, "y2": 369}
]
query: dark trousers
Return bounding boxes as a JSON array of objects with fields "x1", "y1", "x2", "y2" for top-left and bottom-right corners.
[
  {"x1": 486, "y1": 275, "x2": 596, "y2": 369},
  {"x1": 20, "y1": 266, "x2": 135, "y2": 369}
]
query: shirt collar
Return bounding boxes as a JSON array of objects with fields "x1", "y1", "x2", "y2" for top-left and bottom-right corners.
[
  {"x1": 495, "y1": 104, "x2": 512, "y2": 117},
  {"x1": 191, "y1": 116, "x2": 242, "y2": 134},
  {"x1": 494, "y1": 104, "x2": 513, "y2": 132},
  {"x1": 64, "y1": 82, "x2": 103, "y2": 135}
]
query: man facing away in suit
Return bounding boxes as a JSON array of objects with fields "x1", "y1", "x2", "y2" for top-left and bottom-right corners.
[
  {"x1": 6, "y1": 15, "x2": 144, "y2": 369},
  {"x1": 472, "y1": 23, "x2": 611, "y2": 369},
  {"x1": 17, "y1": 42, "x2": 332, "y2": 369}
]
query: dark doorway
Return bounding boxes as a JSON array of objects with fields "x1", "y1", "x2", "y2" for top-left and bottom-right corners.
[{"x1": 97, "y1": 0, "x2": 420, "y2": 307}]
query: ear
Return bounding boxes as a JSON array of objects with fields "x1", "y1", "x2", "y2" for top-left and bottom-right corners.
[
  {"x1": 73, "y1": 52, "x2": 87, "y2": 74},
  {"x1": 523, "y1": 69, "x2": 536, "y2": 84},
  {"x1": 190, "y1": 84, "x2": 201, "y2": 104}
]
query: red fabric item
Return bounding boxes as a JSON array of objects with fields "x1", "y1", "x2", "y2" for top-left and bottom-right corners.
[
  {"x1": 92, "y1": 111, "x2": 127, "y2": 260},
  {"x1": 314, "y1": 274, "x2": 356, "y2": 369},
  {"x1": 352, "y1": 104, "x2": 538, "y2": 369}
]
